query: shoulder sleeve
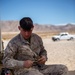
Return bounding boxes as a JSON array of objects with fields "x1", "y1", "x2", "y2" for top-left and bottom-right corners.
[{"x1": 2, "y1": 41, "x2": 24, "y2": 69}]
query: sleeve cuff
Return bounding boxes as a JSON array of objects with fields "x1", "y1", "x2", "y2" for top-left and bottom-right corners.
[{"x1": 17, "y1": 61, "x2": 24, "y2": 68}]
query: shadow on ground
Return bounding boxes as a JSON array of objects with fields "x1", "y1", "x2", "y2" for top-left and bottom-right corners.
[{"x1": 68, "y1": 70, "x2": 75, "y2": 75}]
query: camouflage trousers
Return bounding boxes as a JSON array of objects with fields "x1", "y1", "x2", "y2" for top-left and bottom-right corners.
[{"x1": 15, "y1": 64, "x2": 68, "y2": 75}]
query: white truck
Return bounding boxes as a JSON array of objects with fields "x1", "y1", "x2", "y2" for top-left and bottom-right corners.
[{"x1": 52, "y1": 32, "x2": 75, "y2": 41}]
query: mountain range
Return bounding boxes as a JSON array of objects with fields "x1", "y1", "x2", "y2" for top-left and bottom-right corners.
[{"x1": 1, "y1": 21, "x2": 75, "y2": 33}]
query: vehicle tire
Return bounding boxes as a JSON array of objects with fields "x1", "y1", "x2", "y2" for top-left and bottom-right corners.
[
  {"x1": 56, "y1": 38, "x2": 60, "y2": 41},
  {"x1": 70, "y1": 37, "x2": 74, "y2": 40},
  {"x1": 52, "y1": 38, "x2": 56, "y2": 41},
  {"x1": 68, "y1": 37, "x2": 74, "y2": 41},
  {"x1": 53, "y1": 39, "x2": 56, "y2": 41}
]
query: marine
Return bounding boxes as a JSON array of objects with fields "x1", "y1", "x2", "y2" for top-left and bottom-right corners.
[{"x1": 2, "y1": 17, "x2": 68, "y2": 75}]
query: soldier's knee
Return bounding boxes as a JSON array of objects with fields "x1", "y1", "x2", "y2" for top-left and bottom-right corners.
[
  {"x1": 59, "y1": 65, "x2": 68, "y2": 75},
  {"x1": 61, "y1": 65, "x2": 68, "y2": 71}
]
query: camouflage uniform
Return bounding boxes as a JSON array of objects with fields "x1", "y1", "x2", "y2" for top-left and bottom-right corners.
[{"x1": 3, "y1": 33, "x2": 68, "y2": 75}]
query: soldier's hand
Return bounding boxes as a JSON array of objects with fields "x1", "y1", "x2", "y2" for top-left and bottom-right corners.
[
  {"x1": 23, "y1": 60, "x2": 33, "y2": 68},
  {"x1": 37, "y1": 56, "x2": 46, "y2": 64}
]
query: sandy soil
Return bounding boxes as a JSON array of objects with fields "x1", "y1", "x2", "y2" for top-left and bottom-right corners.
[
  {"x1": 3, "y1": 38, "x2": 75, "y2": 74},
  {"x1": 43, "y1": 39, "x2": 75, "y2": 71}
]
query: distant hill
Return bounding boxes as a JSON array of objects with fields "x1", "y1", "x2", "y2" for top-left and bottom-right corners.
[{"x1": 1, "y1": 21, "x2": 75, "y2": 33}]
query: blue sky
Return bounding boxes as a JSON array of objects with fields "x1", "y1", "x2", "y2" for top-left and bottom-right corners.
[{"x1": 0, "y1": 0, "x2": 75, "y2": 25}]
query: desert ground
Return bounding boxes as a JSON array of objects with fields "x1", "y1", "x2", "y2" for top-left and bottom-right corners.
[{"x1": 1, "y1": 32, "x2": 75, "y2": 75}]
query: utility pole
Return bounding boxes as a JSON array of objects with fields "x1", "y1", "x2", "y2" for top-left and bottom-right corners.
[{"x1": 0, "y1": 21, "x2": 2, "y2": 53}]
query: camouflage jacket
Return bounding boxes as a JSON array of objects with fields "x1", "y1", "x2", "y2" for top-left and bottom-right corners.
[{"x1": 2, "y1": 33, "x2": 47, "y2": 70}]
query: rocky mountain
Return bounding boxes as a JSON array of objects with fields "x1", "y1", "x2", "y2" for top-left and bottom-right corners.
[{"x1": 0, "y1": 21, "x2": 75, "y2": 33}]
